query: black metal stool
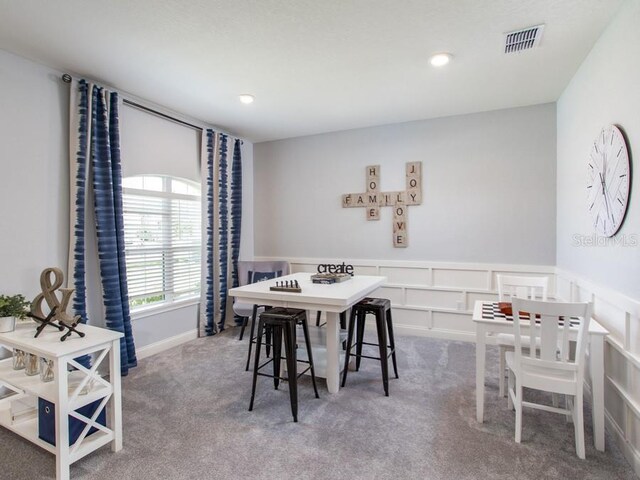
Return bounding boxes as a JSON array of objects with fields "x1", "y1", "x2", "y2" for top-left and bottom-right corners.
[
  {"x1": 341, "y1": 297, "x2": 399, "y2": 396},
  {"x1": 249, "y1": 307, "x2": 319, "y2": 422},
  {"x1": 244, "y1": 305, "x2": 273, "y2": 371}
]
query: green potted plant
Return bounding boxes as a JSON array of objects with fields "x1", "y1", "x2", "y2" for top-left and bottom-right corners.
[{"x1": 0, "y1": 294, "x2": 31, "y2": 333}]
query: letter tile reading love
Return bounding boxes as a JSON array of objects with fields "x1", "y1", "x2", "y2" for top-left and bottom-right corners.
[{"x1": 341, "y1": 162, "x2": 422, "y2": 247}]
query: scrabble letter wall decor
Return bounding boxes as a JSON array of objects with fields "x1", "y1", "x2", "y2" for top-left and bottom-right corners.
[{"x1": 342, "y1": 162, "x2": 422, "y2": 247}]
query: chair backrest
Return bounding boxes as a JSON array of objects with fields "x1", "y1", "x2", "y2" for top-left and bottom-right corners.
[
  {"x1": 511, "y1": 297, "x2": 592, "y2": 380},
  {"x1": 497, "y1": 274, "x2": 549, "y2": 302},
  {"x1": 237, "y1": 261, "x2": 290, "y2": 287}
]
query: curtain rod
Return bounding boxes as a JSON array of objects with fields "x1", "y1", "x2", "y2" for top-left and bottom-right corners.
[
  {"x1": 122, "y1": 98, "x2": 202, "y2": 132},
  {"x1": 62, "y1": 73, "x2": 240, "y2": 140}
]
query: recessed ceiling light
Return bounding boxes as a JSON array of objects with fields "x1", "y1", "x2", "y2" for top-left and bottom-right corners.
[
  {"x1": 239, "y1": 94, "x2": 255, "y2": 104},
  {"x1": 429, "y1": 53, "x2": 452, "y2": 67}
]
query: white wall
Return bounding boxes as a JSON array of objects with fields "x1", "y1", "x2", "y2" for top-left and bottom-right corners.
[
  {"x1": 0, "y1": 49, "x2": 254, "y2": 349},
  {"x1": 0, "y1": 49, "x2": 69, "y2": 298},
  {"x1": 254, "y1": 103, "x2": 557, "y2": 265},
  {"x1": 556, "y1": 0, "x2": 640, "y2": 472},
  {"x1": 557, "y1": 0, "x2": 640, "y2": 301}
]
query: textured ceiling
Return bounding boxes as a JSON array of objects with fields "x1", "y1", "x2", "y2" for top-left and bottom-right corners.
[{"x1": 0, "y1": 0, "x2": 625, "y2": 142}]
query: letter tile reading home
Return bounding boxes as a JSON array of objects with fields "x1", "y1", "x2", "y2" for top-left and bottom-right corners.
[{"x1": 342, "y1": 162, "x2": 422, "y2": 247}]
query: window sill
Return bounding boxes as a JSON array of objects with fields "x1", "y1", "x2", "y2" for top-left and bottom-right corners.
[{"x1": 130, "y1": 298, "x2": 200, "y2": 320}]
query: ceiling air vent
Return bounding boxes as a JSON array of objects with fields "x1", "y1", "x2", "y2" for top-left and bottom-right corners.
[{"x1": 504, "y1": 24, "x2": 545, "y2": 53}]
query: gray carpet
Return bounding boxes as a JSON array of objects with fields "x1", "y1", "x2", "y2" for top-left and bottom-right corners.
[{"x1": 0, "y1": 330, "x2": 636, "y2": 480}]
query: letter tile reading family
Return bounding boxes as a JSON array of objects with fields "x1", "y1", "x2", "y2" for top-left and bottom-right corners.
[{"x1": 341, "y1": 162, "x2": 422, "y2": 247}]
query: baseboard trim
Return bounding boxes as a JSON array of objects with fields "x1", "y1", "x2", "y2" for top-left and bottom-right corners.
[
  {"x1": 394, "y1": 324, "x2": 476, "y2": 343},
  {"x1": 137, "y1": 329, "x2": 198, "y2": 360}
]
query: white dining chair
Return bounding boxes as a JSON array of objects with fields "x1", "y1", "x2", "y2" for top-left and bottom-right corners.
[
  {"x1": 496, "y1": 275, "x2": 549, "y2": 397},
  {"x1": 506, "y1": 297, "x2": 592, "y2": 459}
]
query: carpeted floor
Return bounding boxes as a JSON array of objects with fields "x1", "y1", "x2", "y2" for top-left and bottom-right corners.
[{"x1": 0, "y1": 329, "x2": 636, "y2": 480}]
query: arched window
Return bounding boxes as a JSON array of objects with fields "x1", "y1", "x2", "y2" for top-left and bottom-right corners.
[{"x1": 122, "y1": 175, "x2": 201, "y2": 311}]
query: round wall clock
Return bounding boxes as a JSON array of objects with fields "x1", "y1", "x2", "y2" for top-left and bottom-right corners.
[{"x1": 587, "y1": 124, "x2": 631, "y2": 237}]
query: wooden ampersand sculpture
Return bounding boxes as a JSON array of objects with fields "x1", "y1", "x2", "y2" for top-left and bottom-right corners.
[{"x1": 29, "y1": 267, "x2": 85, "y2": 341}]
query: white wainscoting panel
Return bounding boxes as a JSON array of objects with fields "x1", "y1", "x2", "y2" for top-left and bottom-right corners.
[
  {"x1": 406, "y1": 288, "x2": 461, "y2": 310},
  {"x1": 380, "y1": 266, "x2": 430, "y2": 286},
  {"x1": 372, "y1": 286, "x2": 404, "y2": 305},
  {"x1": 353, "y1": 265, "x2": 379, "y2": 276},
  {"x1": 432, "y1": 310, "x2": 475, "y2": 334},
  {"x1": 433, "y1": 269, "x2": 488, "y2": 290},
  {"x1": 393, "y1": 308, "x2": 430, "y2": 328},
  {"x1": 258, "y1": 256, "x2": 555, "y2": 342},
  {"x1": 468, "y1": 291, "x2": 499, "y2": 305},
  {"x1": 556, "y1": 269, "x2": 640, "y2": 475}
]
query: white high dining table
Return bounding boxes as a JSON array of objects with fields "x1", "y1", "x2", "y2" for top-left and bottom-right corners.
[
  {"x1": 472, "y1": 300, "x2": 609, "y2": 451},
  {"x1": 228, "y1": 272, "x2": 386, "y2": 393}
]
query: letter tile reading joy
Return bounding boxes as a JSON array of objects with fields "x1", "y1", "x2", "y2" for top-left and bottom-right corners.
[{"x1": 341, "y1": 162, "x2": 422, "y2": 247}]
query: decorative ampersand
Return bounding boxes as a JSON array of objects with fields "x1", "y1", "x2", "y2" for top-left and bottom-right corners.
[
  {"x1": 31, "y1": 267, "x2": 75, "y2": 323},
  {"x1": 29, "y1": 267, "x2": 85, "y2": 341}
]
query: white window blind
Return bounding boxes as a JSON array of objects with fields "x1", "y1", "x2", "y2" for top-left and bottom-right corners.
[
  {"x1": 120, "y1": 104, "x2": 201, "y2": 182},
  {"x1": 122, "y1": 175, "x2": 201, "y2": 311}
]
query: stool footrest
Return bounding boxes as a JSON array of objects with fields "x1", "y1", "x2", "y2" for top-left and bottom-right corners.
[
  {"x1": 346, "y1": 344, "x2": 394, "y2": 352},
  {"x1": 347, "y1": 351, "x2": 395, "y2": 361},
  {"x1": 256, "y1": 365, "x2": 312, "y2": 382},
  {"x1": 256, "y1": 358, "x2": 276, "y2": 371},
  {"x1": 354, "y1": 353, "x2": 382, "y2": 361},
  {"x1": 256, "y1": 357, "x2": 313, "y2": 372},
  {"x1": 257, "y1": 372, "x2": 289, "y2": 381}
]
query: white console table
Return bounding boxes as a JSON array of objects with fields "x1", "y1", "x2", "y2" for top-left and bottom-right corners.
[{"x1": 0, "y1": 322, "x2": 123, "y2": 480}]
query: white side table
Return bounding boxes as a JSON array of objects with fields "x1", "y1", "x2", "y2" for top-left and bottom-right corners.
[{"x1": 0, "y1": 322, "x2": 123, "y2": 480}]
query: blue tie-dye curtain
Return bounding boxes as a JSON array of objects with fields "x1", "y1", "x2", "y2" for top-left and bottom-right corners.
[
  {"x1": 68, "y1": 79, "x2": 137, "y2": 375},
  {"x1": 230, "y1": 139, "x2": 243, "y2": 325},
  {"x1": 199, "y1": 131, "x2": 242, "y2": 335},
  {"x1": 217, "y1": 135, "x2": 229, "y2": 331}
]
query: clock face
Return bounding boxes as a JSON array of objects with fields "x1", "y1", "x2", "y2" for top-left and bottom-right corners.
[{"x1": 587, "y1": 125, "x2": 631, "y2": 237}]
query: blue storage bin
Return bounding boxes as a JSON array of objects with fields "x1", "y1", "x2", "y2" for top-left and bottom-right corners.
[{"x1": 38, "y1": 397, "x2": 106, "y2": 446}]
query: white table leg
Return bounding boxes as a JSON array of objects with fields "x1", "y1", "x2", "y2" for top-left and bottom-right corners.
[
  {"x1": 476, "y1": 323, "x2": 486, "y2": 423},
  {"x1": 109, "y1": 339, "x2": 123, "y2": 452},
  {"x1": 325, "y1": 312, "x2": 340, "y2": 394},
  {"x1": 55, "y1": 358, "x2": 70, "y2": 480},
  {"x1": 589, "y1": 334, "x2": 605, "y2": 451}
]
